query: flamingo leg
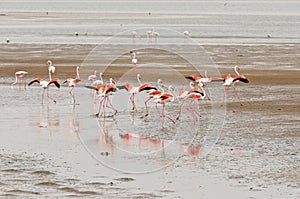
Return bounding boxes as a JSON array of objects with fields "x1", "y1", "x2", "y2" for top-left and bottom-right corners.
[
  {"x1": 96, "y1": 97, "x2": 105, "y2": 117},
  {"x1": 130, "y1": 94, "x2": 137, "y2": 111},
  {"x1": 69, "y1": 87, "x2": 76, "y2": 104},
  {"x1": 161, "y1": 103, "x2": 175, "y2": 128},
  {"x1": 188, "y1": 100, "x2": 200, "y2": 125},
  {"x1": 233, "y1": 86, "x2": 243, "y2": 106},
  {"x1": 144, "y1": 97, "x2": 152, "y2": 116},
  {"x1": 176, "y1": 100, "x2": 186, "y2": 120},
  {"x1": 161, "y1": 103, "x2": 165, "y2": 128},
  {"x1": 42, "y1": 89, "x2": 45, "y2": 104},
  {"x1": 203, "y1": 85, "x2": 211, "y2": 100},
  {"x1": 155, "y1": 103, "x2": 161, "y2": 117},
  {"x1": 24, "y1": 79, "x2": 27, "y2": 90},
  {"x1": 221, "y1": 86, "x2": 229, "y2": 106},
  {"x1": 106, "y1": 97, "x2": 117, "y2": 116},
  {"x1": 102, "y1": 97, "x2": 106, "y2": 118},
  {"x1": 47, "y1": 88, "x2": 56, "y2": 103}
]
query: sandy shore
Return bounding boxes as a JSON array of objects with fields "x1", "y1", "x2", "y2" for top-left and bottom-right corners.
[{"x1": 0, "y1": 43, "x2": 299, "y2": 198}]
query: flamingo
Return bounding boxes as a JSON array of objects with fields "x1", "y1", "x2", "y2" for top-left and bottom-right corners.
[
  {"x1": 130, "y1": 50, "x2": 138, "y2": 66},
  {"x1": 88, "y1": 70, "x2": 97, "y2": 83},
  {"x1": 185, "y1": 72, "x2": 223, "y2": 86},
  {"x1": 46, "y1": 60, "x2": 56, "y2": 80},
  {"x1": 183, "y1": 30, "x2": 189, "y2": 43},
  {"x1": 119, "y1": 75, "x2": 157, "y2": 111},
  {"x1": 221, "y1": 65, "x2": 249, "y2": 106},
  {"x1": 176, "y1": 85, "x2": 206, "y2": 124},
  {"x1": 64, "y1": 66, "x2": 82, "y2": 104},
  {"x1": 144, "y1": 79, "x2": 164, "y2": 116},
  {"x1": 146, "y1": 30, "x2": 153, "y2": 43},
  {"x1": 154, "y1": 86, "x2": 175, "y2": 128},
  {"x1": 28, "y1": 78, "x2": 60, "y2": 104},
  {"x1": 152, "y1": 31, "x2": 159, "y2": 43},
  {"x1": 11, "y1": 71, "x2": 28, "y2": 89},
  {"x1": 185, "y1": 72, "x2": 223, "y2": 100},
  {"x1": 131, "y1": 31, "x2": 137, "y2": 43},
  {"x1": 86, "y1": 78, "x2": 118, "y2": 117}
]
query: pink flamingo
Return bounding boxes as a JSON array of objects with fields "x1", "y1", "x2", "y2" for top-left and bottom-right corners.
[
  {"x1": 131, "y1": 31, "x2": 137, "y2": 43},
  {"x1": 11, "y1": 71, "x2": 28, "y2": 89},
  {"x1": 28, "y1": 78, "x2": 60, "y2": 104},
  {"x1": 221, "y1": 65, "x2": 249, "y2": 106},
  {"x1": 144, "y1": 79, "x2": 164, "y2": 116},
  {"x1": 154, "y1": 86, "x2": 175, "y2": 128},
  {"x1": 176, "y1": 85, "x2": 206, "y2": 124},
  {"x1": 119, "y1": 74, "x2": 157, "y2": 111},
  {"x1": 64, "y1": 66, "x2": 82, "y2": 104},
  {"x1": 85, "y1": 78, "x2": 118, "y2": 117},
  {"x1": 96, "y1": 78, "x2": 118, "y2": 117},
  {"x1": 46, "y1": 60, "x2": 56, "y2": 79}
]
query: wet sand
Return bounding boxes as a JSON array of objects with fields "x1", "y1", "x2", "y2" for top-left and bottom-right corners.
[{"x1": 0, "y1": 43, "x2": 299, "y2": 198}]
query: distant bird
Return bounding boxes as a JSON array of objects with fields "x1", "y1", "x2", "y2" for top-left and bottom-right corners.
[
  {"x1": 183, "y1": 30, "x2": 190, "y2": 43},
  {"x1": 64, "y1": 66, "x2": 82, "y2": 104},
  {"x1": 221, "y1": 65, "x2": 249, "y2": 106},
  {"x1": 152, "y1": 31, "x2": 159, "y2": 43},
  {"x1": 28, "y1": 77, "x2": 60, "y2": 104},
  {"x1": 130, "y1": 50, "x2": 138, "y2": 66},
  {"x1": 131, "y1": 31, "x2": 137, "y2": 43},
  {"x1": 6, "y1": 38, "x2": 10, "y2": 43},
  {"x1": 183, "y1": 30, "x2": 189, "y2": 37},
  {"x1": 11, "y1": 71, "x2": 28, "y2": 89},
  {"x1": 146, "y1": 29, "x2": 159, "y2": 43}
]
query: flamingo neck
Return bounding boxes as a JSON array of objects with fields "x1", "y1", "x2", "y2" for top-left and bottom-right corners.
[
  {"x1": 99, "y1": 73, "x2": 103, "y2": 82},
  {"x1": 137, "y1": 74, "x2": 142, "y2": 85},
  {"x1": 12, "y1": 76, "x2": 18, "y2": 85},
  {"x1": 76, "y1": 67, "x2": 80, "y2": 79},
  {"x1": 234, "y1": 65, "x2": 240, "y2": 75},
  {"x1": 49, "y1": 69, "x2": 52, "y2": 80}
]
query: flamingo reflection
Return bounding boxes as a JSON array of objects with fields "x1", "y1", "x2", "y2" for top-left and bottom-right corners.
[
  {"x1": 36, "y1": 104, "x2": 60, "y2": 134},
  {"x1": 96, "y1": 119, "x2": 115, "y2": 155},
  {"x1": 180, "y1": 144, "x2": 202, "y2": 157}
]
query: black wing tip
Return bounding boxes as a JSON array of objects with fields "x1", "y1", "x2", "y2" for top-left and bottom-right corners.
[{"x1": 185, "y1": 76, "x2": 195, "y2": 81}]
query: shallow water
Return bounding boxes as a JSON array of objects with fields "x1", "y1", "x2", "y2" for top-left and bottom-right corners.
[
  {"x1": 0, "y1": 80, "x2": 299, "y2": 198},
  {"x1": 0, "y1": 0, "x2": 300, "y2": 44}
]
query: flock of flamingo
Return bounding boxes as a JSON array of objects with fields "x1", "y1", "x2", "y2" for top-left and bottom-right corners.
[{"x1": 11, "y1": 55, "x2": 249, "y2": 128}]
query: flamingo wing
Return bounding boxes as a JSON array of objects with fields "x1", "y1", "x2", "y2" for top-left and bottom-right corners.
[
  {"x1": 234, "y1": 76, "x2": 249, "y2": 83},
  {"x1": 28, "y1": 78, "x2": 41, "y2": 86},
  {"x1": 85, "y1": 85, "x2": 99, "y2": 91},
  {"x1": 138, "y1": 84, "x2": 157, "y2": 92},
  {"x1": 48, "y1": 79, "x2": 60, "y2": 88},
  {"x1": 185, "y1": 75, "x2": 202, "y2": 82}
]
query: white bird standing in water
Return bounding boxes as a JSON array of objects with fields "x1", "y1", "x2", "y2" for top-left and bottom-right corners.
[
  {"x1": 11, "y1": 71, "x2": 28, "y2": 89},
  {"x1": 64, "y1": 66, "x2": 82, "y2": 104}
]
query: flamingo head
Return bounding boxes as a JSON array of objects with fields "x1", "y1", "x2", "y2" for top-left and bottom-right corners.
[{"x1": 46, "y1": 60, "x2": 52, "y2": 66}]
